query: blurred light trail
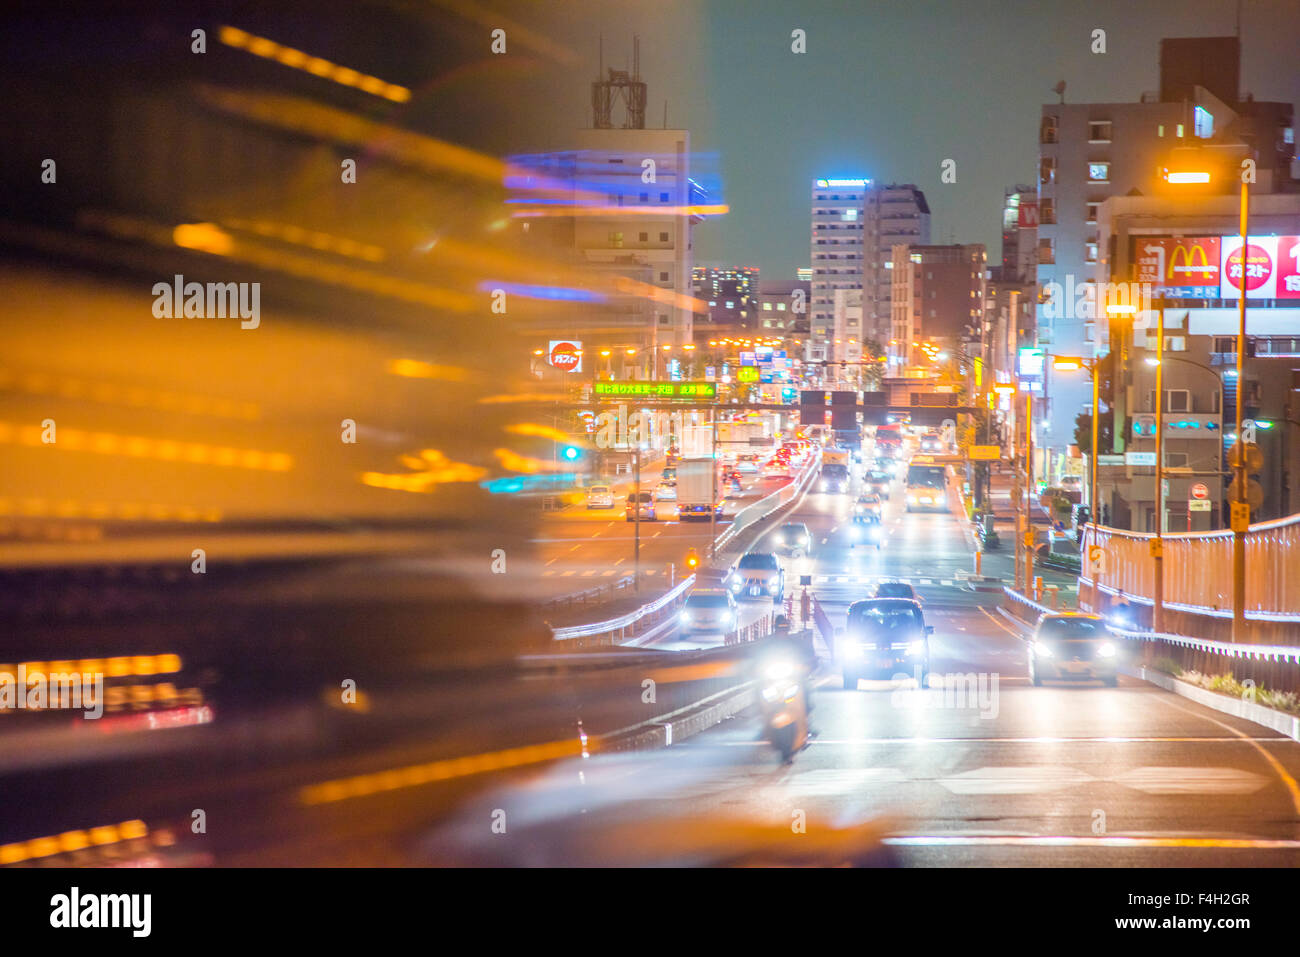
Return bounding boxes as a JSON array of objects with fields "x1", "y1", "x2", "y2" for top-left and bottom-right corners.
[
  {"x1": 0, "y1": 423, "x2": 292, "y2": 471},
  {"x1": 0, "y1": 820, "x2": 148, "y2": 866},
  {"x1": 0, "y1": 369, "x2": 259, "y2": 420},
  {"x1": 386, "y1": 358, "x2": 471, "y2": 381},
  {"x1": 299, "y1": 738, "x2": 585, "y2": 806},
  {"x1": 476, "y1": 280, "x2": 605, "y2": 302},
  {"x1": 504, "y1": 423, "x2": 570, "y2": 442},
  {"x1": 218, "y1": 25, "x2": 411, "y2": 103},
  {"x1": 361, "y1": 449, "x2": 488, "y2": 491},
  {"x1": 0, "y1": 499, "x2": 220, "y2": 523}
]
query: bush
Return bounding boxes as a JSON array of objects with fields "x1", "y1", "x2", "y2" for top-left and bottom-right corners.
[{"x1": 1150, "y1": 656, "x2": 1183, "y2": 677}]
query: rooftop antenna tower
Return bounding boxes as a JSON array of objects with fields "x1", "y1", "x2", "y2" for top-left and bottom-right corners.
[{"x1": 592, "y1": 35, "x2": 647, "y2": 128}]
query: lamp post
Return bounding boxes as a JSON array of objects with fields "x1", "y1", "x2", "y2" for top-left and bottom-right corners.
[
  {"x1": 1162, "y1": 156, "x2": 1249, "y2": 642},
  {"x1": 1051, "y1": 353, "x2": 1101, "y2": 609}
]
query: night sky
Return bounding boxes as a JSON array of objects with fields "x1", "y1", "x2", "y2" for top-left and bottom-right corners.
[{"x1": 492, "y1": 0, "x2": 1300, "y2": 279}]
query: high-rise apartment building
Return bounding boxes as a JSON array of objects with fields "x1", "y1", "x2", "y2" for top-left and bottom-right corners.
[
  {"x1": 809, "y1": 179, "x2": 929, "y2": 364},
  {"x1": 1035, "y1": 35, "x2": 1296, "y2": 467}
]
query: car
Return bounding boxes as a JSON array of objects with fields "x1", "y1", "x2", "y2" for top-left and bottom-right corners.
[
  {"x1": 726, "y1": 552, "x2": 785, "y2": 602},
  {"x1": 865, "y1": 471, "x2": 893, "y2": 499},
  {"x1": 1028, "y1": 613, "x2": 1119, "y2": 686},
  {"x1": 654, "y1": 481, "x2": 677, "y2": 501},
  {"x1": 874, "y1": 581, "x2": 918, "y2": 601},
  {"x1": 586, "y1": 485, "x2": 614, "y2": 509},
  {"x1": 662, "y1": 466, "x2": 677, "y2": 483},
  {"x1": 678, "y1": 589, "x2": 738, "y2": 636},
  {"x1": 838, "y1": 598, "x2": 933, "y2": 689},
  {"x1": 762, "y1": 459, "x2": 792, "y2": 479},
  {"x1": 735, "y1": 455, "x2": 761, "y2": 474},
  {"x1": 625, "y1": 492, "x2": 656, "y2": 521},
  {"x1": 853, "y1": 493, "x2": 883, "y2": 519},
  {"x1": 772, "y1": 522, "x2": 813, "y2": 555}
]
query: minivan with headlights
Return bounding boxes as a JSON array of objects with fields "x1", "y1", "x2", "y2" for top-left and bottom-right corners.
[{"x1": 1028, "y1": 613, "x2": 1118, "y2": 686}]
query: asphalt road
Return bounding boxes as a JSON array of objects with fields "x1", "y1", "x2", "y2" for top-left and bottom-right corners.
[{"x1": 427, "y1": 466, "x2": 1300, "y2": 866}]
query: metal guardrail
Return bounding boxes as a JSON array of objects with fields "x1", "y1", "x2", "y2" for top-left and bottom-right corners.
[
  {"x1": 551, "y1": 574, "x2": 695, "y2": 647},
  {"x1": 548, "y1": 456, "x2": 819, "y2": 649},
  {"x1": 541, "y1": 574, "x2": 638, "y2": 614},
  {"x1": 1002, "y1": 585, "x2": 1300, "y2": 694},
  {"x1": 715, "y1": 457, "x2": 820, "y2": 553}
]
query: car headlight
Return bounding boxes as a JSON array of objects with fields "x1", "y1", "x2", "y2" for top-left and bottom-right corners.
[
  {"x1": 774, "y1": 535, "x2": 785, "y2": 544},
  {"x1": 680, "y1": 611, "x2": 691, "y2": 623},
  {"x1": 1033, "y1": 641, "x2": 1054, "y2": 658},
  {"x1": 908, "y1": 639, "x2": 925, "y2": 656},
  {"x1": 907, "y1": 495, "x2": 917, "y2": 504},
  {"x1": 768, "y1": 581, "x2": 780, "y2": 592},
  {"x1": 1097, "y1": 642, "x2": 1116, "y2": 658},
  {"x1": 730, "y1": 580, "x2": 742, "y2": 591},
  {"x1": 797, "y1": 536, "x2": 807, "y2": 544},
  {"x1": 842, "y1": 641, "x2": 863, "y2": 659}
]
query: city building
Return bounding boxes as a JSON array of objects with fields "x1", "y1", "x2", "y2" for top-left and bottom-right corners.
[
  {"x1": 756, "y1": 278, "x2": 810, "y2": 335},
  {"x1": 887, "y1": 244, "x2": 986, "y2": 371},
  {"x1": 1034, "y1": 35, "x2": 1296, "y2": 472},
  {"x1": 1093, "y1": 190, "x2": 1300, "y2": 530},
  {"x1": 809, "y1": 179, "x2": 929, "y2": 364},
  {"x1": 692, "y1": 265, "x2": 760, "y2": 331}
]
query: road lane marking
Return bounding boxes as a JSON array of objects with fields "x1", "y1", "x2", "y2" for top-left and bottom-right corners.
[
  {"x1": 1148, "y1": 694, "x2": 1300, "y2": 815},
  {"x1": 979, "y1": 605, "x2": 1024, "y2": 639}
]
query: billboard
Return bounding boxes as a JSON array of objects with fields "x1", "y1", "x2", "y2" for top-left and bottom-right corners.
[
  {"x1": 1017, "y1": 347, "x2": 1045, "y2": 378},
  {"x1": 1017, "y1": 200, "x2": 1038, "y2": 228},
  {"x1": 1135, "y1": 235, "x2": 1300, "y2": 300},
  {"x1": 547, "y1": 340, "x2": 582, "y2": 373}
]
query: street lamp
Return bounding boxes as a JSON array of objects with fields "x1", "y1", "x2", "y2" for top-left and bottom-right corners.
[
  {"x1": 1162, "y1": 155, "x2": 1250, "y2": 643},
  {"x1": 1052, "y1": 353, "x2": 1104, "y2": 611}
]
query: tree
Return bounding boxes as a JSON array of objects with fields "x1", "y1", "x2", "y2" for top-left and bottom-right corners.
[{"x1": 1074, "y1": 408, "x2": 1114, "y2": 456}]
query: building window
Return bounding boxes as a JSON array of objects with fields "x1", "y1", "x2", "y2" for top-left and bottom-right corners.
[
  {"x1": 1087, "y1": 120, "x2": 1113, "y2": 142},
  {"x1": 1176, "y1": 123, "x2": 1184, "y2": 138},
  {"x1": 1038, "y1": 238, "x2": 1054, "y2": 264},
  {"x1": 1085, "y1": 201, "x2": 1100, "y2": 223},
  {"x1": 763, "y1": 302, "x2": 772, "y2": 310},
  {"x1": 659, "y1": 231, "x2": 669, "y2": 242},
  {"x1": 608, "y1": 231, "x2": 624, "y2": 247},
  {"x1": 660, "y1": 192, "x2": 669, "y2": 202},
  {"x1": 659, "y1": 271, "x2": 669, "y2": 283},
  {"x1": 639, "y1": 192, "x2": 649, "y2": 203},
  {"x1": 1085, "y1": 241, "x2": 1098, "y2": 263},
  {"x1": 1040, "y1": 116, "x2": 1058, "y2": 144},
  {"x1": 1040, "y1": 198, "x2": 1056, "y2": 224},
  {"x1": 1088, "y1": 162, "x2": 1110, "y2": 183},
  {"x1": 1039, "y1": 156, "x2": 1056, "y2": 185},
  {"x1": 1157, "y1": 124, "x2": 1165, "y2": 137},
  {"x1": 777, "y1": 303, "x2": 786, "y2": 311},
  {"x1": 658, "y1": 314, "x2": 670, "y2": 325},
  {"x1": 638, "y1": 232, "x2": 648, "y2": 242}
]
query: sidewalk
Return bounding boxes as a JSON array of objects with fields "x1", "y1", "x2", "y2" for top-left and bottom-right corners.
[{"x1": 975, "y1": 467, "x2": 1080, "y2": 604}]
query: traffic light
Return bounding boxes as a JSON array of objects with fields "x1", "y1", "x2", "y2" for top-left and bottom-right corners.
[
  {"x1": 684, "y1": 547, "x2": 700, "y2": 572},
  {"x1": 561, "y1": 445, "x2": 581, "y2": 461}
]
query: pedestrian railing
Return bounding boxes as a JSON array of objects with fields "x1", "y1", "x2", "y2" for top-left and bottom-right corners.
[
  {"x1": 541, "y1": 574, "x2": 638, "y2": 614},
  {"x1": 1079, "y1": 514, "x2": 1300, "y2": 622},
  {"x1": 715, "y1": 457, "x2": 820, "y2": 553}
]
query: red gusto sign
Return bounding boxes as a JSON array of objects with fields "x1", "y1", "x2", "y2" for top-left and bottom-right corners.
[{"x1": 548, "y1": 340, "x2": 582, "y2": 373}]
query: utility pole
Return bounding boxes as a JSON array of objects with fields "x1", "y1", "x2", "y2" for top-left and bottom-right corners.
[
  {"x1": 633, "y1": 441, "x2": 641, "y2": 592},
  {"x1": 1152, "y1": 296, "x2": 1165, "y2": 631},
  {"x1": 709, "y1": 407, "x2": 718, "y2": 558},
  {"x1": 1230, "y1": 178, "x2": 1249, "y2": 643},
  {"x1": 1023, "y1": 391, "x2": 1034, "y2": 591}
]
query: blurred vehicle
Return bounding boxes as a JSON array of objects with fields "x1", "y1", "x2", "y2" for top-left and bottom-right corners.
[
  {"x1": 762, "y1": 459, "x2": 792, "y2": 480},
  {"x1": 773, "y1": 522, "x2": 812, "y2": 556},
  {"x1": 850, "y1": 512, "x2": 884, "y2": 550},
  {"x1": 905, "y1": 463, "x2": 948, "y2": 512},
  {"x1": 654, "y1": 481, "x2": 677, "y2": 501},
  {"x1": 820, "y1": 447, "x2": 851, "y2": 493},
  {"x1": 918, "y1": 431, "x2": 943, "y2": 452},
  {"x1": 1028, "y1": 613, "x2": 1118, "y2": 686},
  {"x1": 675, "y1": 457, "x2": 717, "y2": 521},
  {"x1": 758, "y1": 650, "x2": 810, "y2": 763},
  {"x1": 662, "y1": 466, "x2": 677, "y2": 483},
  {"x1": 666, "y1": 446, "x2": 681, "y2": 466},
  {"x1": 1060, "y1": 475, "x2": 1084, "y2": 496},
  {"x1": 865, "y1": 470, "x2": 893, "y2": 499},
  {"x1": 735, "y1": 454, "x2": 761, "y2": 474},
  {"x1": 586, "y1": 485, "x2": 614, "y2": 509},
  {"x1": 727, "y1": 552, "x2": 785, "y2": 602},
  {"x1": 874, "y1": 581, "x2": 918, "y2": 601},
  {"x1": 679, "y1": 589, "x2": 737, "y2": 636},
  {"x1": 838, "y1": 598, "x2": 932, "y2": 689},
  {"x1": 853, "y1": 493, "x2": 883, "y2": 519},
  {"x1": 625, "y1": 492, "x2": 657, "y2": 522}
]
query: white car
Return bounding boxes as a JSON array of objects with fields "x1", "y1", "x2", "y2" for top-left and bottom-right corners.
[
  {"x1": 654, "y1": 481, "x2": 677, "y2": 501},
  {"x1": 586, "y1": 485, "x2": 614, "y2": 509},
  {"x1": 679, "y1": 590, "x2": 738, "y2": 636},
  {"x1": 1028, "y1": 613, "x2": 1119, "y2": 686}
]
